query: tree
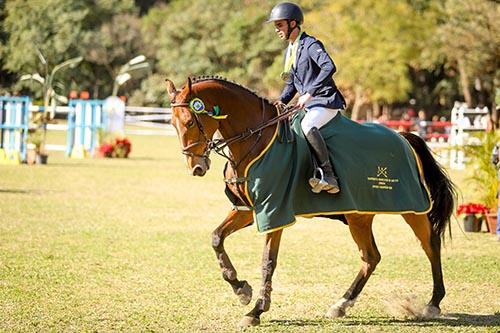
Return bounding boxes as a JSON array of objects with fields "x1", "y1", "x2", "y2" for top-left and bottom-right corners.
[
  {"x1": 142, "y1": 0, "x2": 282, "y2": 98},
  {"x1": 81, "y1": 13, "x2": 147, "y2": 97},
  {"x1": 433, "y1": 0, "x2": 499, "y2": 112},
  {"x1": 0, "y1": 0, "x2": 138, "y2": 99},
  {"x1": 307, "y1": 0, "x2": 432, "y2": 119}
]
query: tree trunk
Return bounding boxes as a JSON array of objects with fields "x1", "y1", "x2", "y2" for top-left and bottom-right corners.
[
  {"x1": 351, "y1": 86, "x2": 365, "y2": 121},
  {"x1": 457, "y1": 57, "x2": 472, "y2": 106},
  {"x1": 372, "y1": 101, "x2": 381, "y2": 119}
]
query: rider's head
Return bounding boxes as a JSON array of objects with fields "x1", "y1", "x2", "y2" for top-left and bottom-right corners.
[{"x1": 266, "y1": 2, "x2": 304, "y2": 41}]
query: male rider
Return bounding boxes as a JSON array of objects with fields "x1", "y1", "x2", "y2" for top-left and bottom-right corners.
[{"x1": 267, "y1": 2, "x2": 346, "y2": 194}]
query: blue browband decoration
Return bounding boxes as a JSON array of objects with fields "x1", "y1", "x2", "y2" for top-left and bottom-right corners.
[{"x1": 189, "y1": 98, "x2": 227, "y2": 119}]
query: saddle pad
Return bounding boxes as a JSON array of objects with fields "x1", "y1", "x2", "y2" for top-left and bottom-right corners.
[{"x1": 244, "y1": 111, "x2": 431, "y2": 233}]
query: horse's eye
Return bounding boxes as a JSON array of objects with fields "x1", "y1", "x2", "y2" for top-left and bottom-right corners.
[{"x1": 186, "y1": 120, "x2": 195, "y2": 129}]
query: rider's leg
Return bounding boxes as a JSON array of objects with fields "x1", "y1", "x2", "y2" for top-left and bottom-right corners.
[{"x1": 301, "y1": 107, "x2": 340, "y2": 194}]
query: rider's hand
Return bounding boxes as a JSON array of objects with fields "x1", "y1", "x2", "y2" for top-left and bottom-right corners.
[
  {"x1": 273, "y1": 100, "x2": 286, "y2": 111},
  {"x1": 296, "y1": 93, "x2": 312, "y2": 109}
]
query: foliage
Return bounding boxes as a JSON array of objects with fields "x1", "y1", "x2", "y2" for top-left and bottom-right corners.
[
  {"x1": 81, "y1": 13, "x2": 146, "y2": 96},
  {"x1": 431, "y1": 0, "x2": 500, "y2": 107},
  {"x1": 462, "y1": 130, "x2": 499, "y2": 209},
  {"x1": 144, "y1": 0, "x2": 282, "y2": 96},
  {"x1": 306, "y1": 0, "x2": 432, "y2": 118},
  {"x1": 128, "y1": 74, "x2": 169, "y2": 107},
  {"x1": 0, "y1": 0, "x2": 136, "y2": 97}
]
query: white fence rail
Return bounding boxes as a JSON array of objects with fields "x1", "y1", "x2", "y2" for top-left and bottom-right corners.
[{"x1": 34, "y1": 105, "x2": 175, "y2": 136}]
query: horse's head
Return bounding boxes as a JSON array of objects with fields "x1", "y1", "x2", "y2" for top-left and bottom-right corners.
[{"x1": 166, "y1": 77, "x2": 220, "y2": 176}]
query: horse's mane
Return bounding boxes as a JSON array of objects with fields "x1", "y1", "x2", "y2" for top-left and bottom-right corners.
[{"x1": 190, "y1": 75, "x2": 272, "y2": 105}]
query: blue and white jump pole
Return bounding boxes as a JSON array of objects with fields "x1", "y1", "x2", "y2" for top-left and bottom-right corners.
[
  {"x1": 0, "y1": 96, "x2": 30, "y2": 164},
  {"x1": 66, "y1": 99, "x2": 107, "y2": 158}
]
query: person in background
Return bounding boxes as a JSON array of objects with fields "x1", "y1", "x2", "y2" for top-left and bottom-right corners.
[
  {"x1": 416, "y1": 109, "x2": 427, "y2": 139},
  {"x1": 267, "y1": 2, "x2": 346, "y2": 194},
  {"x1": 491, "y1": 143, "x2": 500, "y2": 241}
]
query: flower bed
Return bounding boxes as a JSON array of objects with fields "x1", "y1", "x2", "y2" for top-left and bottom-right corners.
[{"x1": 97, "y1": 137, "x2": 132, "y2": 158}]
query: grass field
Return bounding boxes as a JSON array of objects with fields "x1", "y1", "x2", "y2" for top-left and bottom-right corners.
[{"x1": 1, "y1": 134, "x2": 499, "y2": 332}]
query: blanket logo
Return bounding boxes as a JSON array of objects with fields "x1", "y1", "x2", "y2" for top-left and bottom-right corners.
[{"x1": 367, "y1": 166, "x2": 400, "y2": 190}]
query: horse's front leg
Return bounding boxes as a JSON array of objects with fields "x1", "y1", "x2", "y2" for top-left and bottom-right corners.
[
  {"x1": 212, "y1": 210, "x2": 254, "y2": 305},
  {"x1": 239, "y1": 229, "x2": 283, "y2": 327}
]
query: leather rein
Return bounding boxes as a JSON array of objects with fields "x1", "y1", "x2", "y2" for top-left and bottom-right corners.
[{"x1": 170, "y1": 100, "x2": 300, "y2": 166}]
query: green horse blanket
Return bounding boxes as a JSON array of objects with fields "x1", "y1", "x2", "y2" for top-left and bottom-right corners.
[{"x1": 244, "y1": 111, "x2": 431, "y2": 233}]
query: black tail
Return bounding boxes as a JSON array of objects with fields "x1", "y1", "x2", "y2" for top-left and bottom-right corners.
[{"x1": 400, "y1": 132, "x2": 457, "y2": 240}]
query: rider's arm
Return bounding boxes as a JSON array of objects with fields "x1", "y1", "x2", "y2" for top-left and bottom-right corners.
[
  {"x1": 306, "y1": 41, "x2": 336, "y2": 97},
  {"x1": 279, "y1": 77, "x2": 297, "y2": 105}
]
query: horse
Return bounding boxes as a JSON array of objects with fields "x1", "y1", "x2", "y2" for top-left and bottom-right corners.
[{"x1": 165, "y1": 76, "x2": 456, "y2": 328}]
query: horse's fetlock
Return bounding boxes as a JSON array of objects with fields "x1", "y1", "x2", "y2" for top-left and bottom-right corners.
[{"x1": 255, "y1": 297, "x2": 270, "y2": 312}]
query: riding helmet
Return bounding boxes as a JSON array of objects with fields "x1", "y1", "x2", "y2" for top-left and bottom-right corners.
[{"x1": 266, "y1": 2, "x2": 304, "y2": 24}]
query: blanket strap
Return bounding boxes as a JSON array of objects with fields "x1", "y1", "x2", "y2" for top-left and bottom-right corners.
[
  {"x1": 232, "y1": 205, "x2": 254, "y2": 211},
  {"x1": 225, "y1": 176, "x2": 248, "y2": 184}
]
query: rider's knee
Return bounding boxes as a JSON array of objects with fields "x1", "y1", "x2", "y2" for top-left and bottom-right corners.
[{"x1": 301, "y1": 118, "x2": 314, "y2": 135}]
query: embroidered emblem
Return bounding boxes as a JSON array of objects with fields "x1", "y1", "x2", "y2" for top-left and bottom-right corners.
[
  {"x1": 377, "y1": 166, "x2": 388, "y2": 178},
  {"x1": 367, "y1": 166, "x2": 399, "y2": 190}
]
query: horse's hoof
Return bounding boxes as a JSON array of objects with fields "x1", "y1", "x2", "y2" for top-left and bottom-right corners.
[
  {"x1": 236, "y1": 281, "x2": 253, "y2": 305},
  {"x1": 422, "y1": 305, "x2": 440, "y2": 318},
  {"x1": 325, "y1": 306, "x2": 345, "y2": 318},
  {"x1": 238, "y1": 315, "x2": 260, "y2": 327}
]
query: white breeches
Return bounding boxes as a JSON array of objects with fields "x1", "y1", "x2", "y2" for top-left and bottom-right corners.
[{"x1": 301, "y1": 107, "x2": 340, "y2": 135}]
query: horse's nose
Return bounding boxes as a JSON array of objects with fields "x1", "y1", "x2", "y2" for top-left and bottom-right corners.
[{"x1": 192, "y1": 165, "x2": 206, "y2": 177}]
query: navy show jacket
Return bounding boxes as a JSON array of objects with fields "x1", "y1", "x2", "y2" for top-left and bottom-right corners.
[{"x1": 279, "y1": 32, "x2": 346, "y2": 110}]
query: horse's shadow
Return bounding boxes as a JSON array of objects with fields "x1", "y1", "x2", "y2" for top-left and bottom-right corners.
[{"x1": 266, "y1": 313, "x2": 500, "y2": 328}]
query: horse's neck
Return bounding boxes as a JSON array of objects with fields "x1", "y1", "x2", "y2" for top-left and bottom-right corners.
[{"x1": 216, "y1": 89, "x2": 277, "y2": 172}]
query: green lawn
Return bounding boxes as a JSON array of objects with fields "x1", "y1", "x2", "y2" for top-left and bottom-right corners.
[{"x1": 1, "y1": 135, "x2": 499, "y2": 332}]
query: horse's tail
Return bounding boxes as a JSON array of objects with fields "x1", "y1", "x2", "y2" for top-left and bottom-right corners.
[{"x1": 400, "y1": 132, "x2": 457, "y2": 240}]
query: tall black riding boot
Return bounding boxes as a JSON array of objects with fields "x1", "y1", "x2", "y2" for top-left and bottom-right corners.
[{"x1": 305, "y1": 127, "x2": 340, "y2": 194}]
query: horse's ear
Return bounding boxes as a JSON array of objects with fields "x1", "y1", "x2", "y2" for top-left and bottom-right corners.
[
  {"x1": 165, "y1": 79, "x2": 177, "y2": 102},
  {"x1": 187, "y1": 77, "x2": 192, "y2": 94}
]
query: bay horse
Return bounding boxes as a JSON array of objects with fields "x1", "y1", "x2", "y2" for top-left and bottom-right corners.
[{"x1": 165, "y1": 76, "x2": 456, "y2": 327}]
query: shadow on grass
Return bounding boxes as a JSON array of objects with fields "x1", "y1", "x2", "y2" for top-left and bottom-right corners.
[
  {"x1": 0, "y1": 189, "x2": 31, "y2": 194},
  {"x1": 266, "y1": 312, "x2": 500, "y2": 328}
]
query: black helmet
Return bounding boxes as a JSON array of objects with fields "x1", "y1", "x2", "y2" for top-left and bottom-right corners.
[{"x1": 266, "y1": 2, "x2": 304, "y2": 24}]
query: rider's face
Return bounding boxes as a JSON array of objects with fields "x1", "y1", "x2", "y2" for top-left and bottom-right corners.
[{"x1": 274, "y1": 20, "x2": 289, "y2": 40}]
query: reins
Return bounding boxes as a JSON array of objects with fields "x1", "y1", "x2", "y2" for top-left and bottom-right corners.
[
  {"x1": 171, "y1": 100, "x2": 301, "y2": 165},
  {"x1": 209, "y1": 104, "x2": 300, "y2": 162}
]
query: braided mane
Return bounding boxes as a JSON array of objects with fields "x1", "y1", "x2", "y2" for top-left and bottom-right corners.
[{"x1": 189, "y1": 75, "x2": 272, "y2": 104}]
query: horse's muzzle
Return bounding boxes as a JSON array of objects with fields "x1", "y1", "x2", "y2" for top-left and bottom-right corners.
[{"x1": 190, "y1": 157, "x2": 211, "y2": 177}]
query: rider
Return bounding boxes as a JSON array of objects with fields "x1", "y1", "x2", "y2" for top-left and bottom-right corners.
[{"x1": 267, "y1": 2, "x2": 346, "y2": 194}]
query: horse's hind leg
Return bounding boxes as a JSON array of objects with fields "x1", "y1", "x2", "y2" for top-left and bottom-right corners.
[
  {"x1": 326, "y1": 214, "x2": 380, "y2": 318},
  {"x1": 402, "y1": 213, "x2": 444, "y2": 317},
  {"x1": 212, "y1": 210, "x2": 254, "y2": 305},
  {"x1": 239, "y1": 229, "x2": 283, "y2": 327}
]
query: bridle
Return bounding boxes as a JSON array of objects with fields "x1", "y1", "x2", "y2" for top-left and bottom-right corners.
[
  {"x1": 170, "y1": 100, "x2": 212, "y2": 159},
  {"x1": 171, "y1": 99, "x2": 300, "y2": 167}
]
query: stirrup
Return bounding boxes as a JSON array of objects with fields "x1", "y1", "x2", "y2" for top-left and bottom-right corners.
[
  {"x1": 309, "y1": 167, "x2": 326, "y2": 193},
  {"x1": 309, "y1": 167, "x2": 340, "y2": 194}
]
